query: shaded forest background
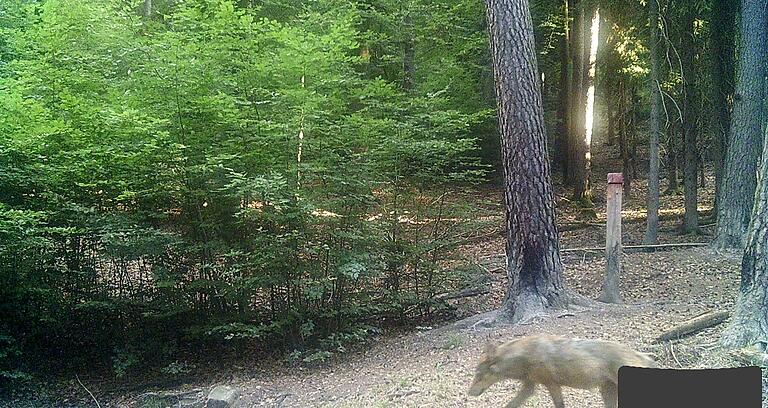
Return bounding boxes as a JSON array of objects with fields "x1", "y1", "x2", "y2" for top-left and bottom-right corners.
[{"x1": 0, "y1": 0, "x2": 748, "y2": 391}]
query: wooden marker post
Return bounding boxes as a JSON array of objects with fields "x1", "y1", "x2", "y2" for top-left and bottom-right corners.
[{"x1": 599, "y1": 173, "x2": 623, "y2": 303}]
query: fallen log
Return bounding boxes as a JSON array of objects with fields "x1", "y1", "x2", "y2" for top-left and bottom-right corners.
[
  {"x1": 653, "y1": 311, "x2": 730, "y2": 343},
  {"x1": 436, "y1": 287, "x2": 490, "y2": 301}
]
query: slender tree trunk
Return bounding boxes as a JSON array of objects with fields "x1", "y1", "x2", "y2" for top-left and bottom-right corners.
[
  {"x1": 722, "y1": 112, "x2": 768, "y2": 349},
  {"x1": 555, "y1": 0, "x2": 571, "y2": 178},
  {"x1": 484, "y1": 0, "x2": 568, "y2": 323},
  {"x1": 681, "y1": 8, "x2": 700, "y2": 233},
  {"x1": 664, "y1": 129, "x2": 680, "y2": 195},
  {"x1": 644, "y1": 0, "x2": 662, "y2": 245},
  {"x1": 630, "y1": 84, "x2": 639, "y2": 180},
  {"x1": 710, "y1": 0, "x2": 738, "y2": 214},
  {"x1": 618, "y1": 78, "x2": 632, "y2": 197},
  {"x1": 566, "y1": 0, "x2": 584, "y2": 188},
  {"x1": 715, "y1": 0, "x2": 768, "y2": 248},
  {"x1": 402, "y1": 9, "x2": 416, "y2": 91},
  {"x1": 143, "y1": 0, "x2": 152, "y2": 19}
]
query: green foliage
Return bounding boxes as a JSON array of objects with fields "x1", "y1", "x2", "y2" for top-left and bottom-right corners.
[{"x1": 0, "y1": 0, "x2": 490, "y2": 382}]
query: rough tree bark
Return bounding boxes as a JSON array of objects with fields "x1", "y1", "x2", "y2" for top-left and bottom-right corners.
[
  {"x1": 484, "y1": 0, "x2": 569, "y2": 323},
  {"x1": 681, "y1": 7, "x2": 699, "y2": 233},
  {"x1": 709, "y1": 0, "x2": 737, "y2": 213},
  {"x1": 643, "y1": 0, "x2": 662, "y2": 245},
  {"x1": 715, "y1": 0, "x2": 768, "y2": 249},
  {"x1": 722, "y1": 117, "x2": 768, "y2": 349}
]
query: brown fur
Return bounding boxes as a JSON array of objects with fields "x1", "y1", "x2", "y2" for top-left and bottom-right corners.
[{"x1": 468, "y1": 335, "x2": 656, "y2": 408}]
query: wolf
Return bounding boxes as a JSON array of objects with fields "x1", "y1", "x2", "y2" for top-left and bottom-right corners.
[{"x1": 468, "y1": 334, "x2": 656, "y2": 408}]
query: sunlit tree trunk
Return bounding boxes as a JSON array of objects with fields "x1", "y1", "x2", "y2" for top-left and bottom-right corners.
[
  {"x1": 643, "y1": 0, "x2": 662, "y2": 245},
  {"x1": 572, "y1": 6, "x2": 599, "y2": 203},
  {"x1": 710, "y1": 0, "x2": 737, "y2": 213},
  {"x1": 715, "y1": 0, "x2": 768, "y2": 248},
  {"x1": 681, "y1": 8, "x2": 700, "y2": 233},
  {"x1": 722, "y1": 113, "x2": 768, "y2": 349},
  {"x1": 484, "y1": 0, "x2": 568, "y2": 323}
]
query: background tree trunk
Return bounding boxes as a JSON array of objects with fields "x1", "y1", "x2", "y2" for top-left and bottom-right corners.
[
  {"x1": 143, "y1": 0, "x2": 152, "y2": 19},
  {"x1": 710, "y1": 0, "x2": 737, "y2": 214},
  {"x1": 715, "y1": 0, "x2": 768, "y2": 249},
  {"x1": 643, "y1": 0, "x2": 662, "y2": 245},
  {"x1": 681, "y1": 8, "x2": 699, "y2": 233},
  {"x1": 566, "y1": 0, "x2": 584, "y2": 188},
  {"x1": 555, "y1": 0, "x2": 571, "y2": 178},
  {"x1": 664, "y1": 130, "x2": 680, "y2": 195},
  {"x1": 484, "y1": 0, "x2": 568, "y2": 323},
  {"x1": 402, "y1": 9, "x2": 416, "y2": 91}
]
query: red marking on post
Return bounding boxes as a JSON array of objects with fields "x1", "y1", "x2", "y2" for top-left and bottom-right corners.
[{"x1": 607, "y1": 173, "x2": 624, "y2": 185}]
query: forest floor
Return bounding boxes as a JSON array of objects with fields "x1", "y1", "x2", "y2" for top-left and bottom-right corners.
[{"x1": 8, "y1": 143, "x2": 752, "y2": 407}]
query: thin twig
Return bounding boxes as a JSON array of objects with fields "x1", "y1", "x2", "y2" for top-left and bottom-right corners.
[
  {"x1": 669, "y1": 343, "x2": 683, "y2": 368},
  {"x1": 76, "y1": 375, "x2": 101, "y2": 408}
]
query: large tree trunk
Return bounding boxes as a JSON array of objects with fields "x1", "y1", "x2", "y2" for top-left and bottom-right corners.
[
  {"x1": 555, "y1": 0, "x2": 571, "y2": 179},
  {"x1": 681, "y1": 8, "x2": 700, "y2": 233},
  {"x1": 643, "y1": 0, "x2": 662, "y2": 245},
  {"x1": 484, "y1": 0, "x2": 568, "y2": 323},
  {"x1": 710, "y1": 0, "x2": 737, "y2": 214},
  {"x1": 715, "y1": 0, "x2": 768, "y2": 249},
  {"x1": 722, "y1": 115, "x2": 768, "y2": 349}
]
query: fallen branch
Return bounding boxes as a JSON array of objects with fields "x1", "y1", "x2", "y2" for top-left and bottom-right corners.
[
  {"x1": 730, "y1": 347, "x2": 768, "y2": 367},
  {"x1": 76, "y1": 374, "x2": 101, "y2": 408},
  {"x1": 436, "y1": 287, "x2": 490, "y2": 301},
  {"x1": 653, "y1": 311, "x2": 730, "y2": 343},
  {"x1": 559, "y1": 222, "x2": 605, "y2": 232},
  {"x1": 562, "y1": 242, "x2": 709, "y2": 253},
  {"x1": 479, "y1": 242, "x2": 710, "y2": 262}
]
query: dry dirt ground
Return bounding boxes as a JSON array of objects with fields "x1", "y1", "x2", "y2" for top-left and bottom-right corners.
[{"x1": 189, "y1": 248, "x2": 741, "y2": 408}]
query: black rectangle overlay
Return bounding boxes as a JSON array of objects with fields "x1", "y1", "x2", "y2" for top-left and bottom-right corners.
[{"x1": 618, "y1": 366, "x2": 762, "y2": 407}]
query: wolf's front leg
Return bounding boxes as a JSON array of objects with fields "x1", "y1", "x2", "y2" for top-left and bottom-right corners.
[
  {"x1": 544, "y1": 383, "x2": 565, "y2": 408},
  {"x1": 599, "y1": 382, "x2": 618, "y2": 408},
  {"x1": 504, "y1": 381, "x2": 535, "y2": 408}
]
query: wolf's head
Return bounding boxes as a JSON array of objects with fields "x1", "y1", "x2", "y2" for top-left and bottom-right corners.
[{"x1": 468, "y1": 343, "x2": 502, "y2": 396}]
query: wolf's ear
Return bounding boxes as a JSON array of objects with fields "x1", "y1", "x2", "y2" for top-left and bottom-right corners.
[{"x1": 484, "y1": 342, "x2": 497, "y2": 355}]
